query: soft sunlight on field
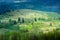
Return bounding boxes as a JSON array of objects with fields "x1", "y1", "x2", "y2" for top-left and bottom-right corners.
[{"x1": 0, "y1": 9, "x2": 60, "y2": 40}]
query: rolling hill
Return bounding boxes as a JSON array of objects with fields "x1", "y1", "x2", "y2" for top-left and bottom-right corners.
[
  {"x1": 0, "y1": 9, "x2": 60, "y2": 21},
  {"x1": 0, "y1": 9, "x2": 59, "y2": 32}
]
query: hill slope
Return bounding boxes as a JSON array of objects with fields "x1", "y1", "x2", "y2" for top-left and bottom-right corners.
[
  {"x1": 0, "y1": 9, "x2": 60, "y2": 33},
  {"x1": 0, "y1": 9, "x2": 59, "y2": 21}
]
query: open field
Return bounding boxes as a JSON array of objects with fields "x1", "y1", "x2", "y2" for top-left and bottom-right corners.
[{"x1": 0, "y1": 9, "x2": 60, "y2": 40}]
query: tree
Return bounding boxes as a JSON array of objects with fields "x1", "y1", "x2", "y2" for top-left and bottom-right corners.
[
  {"x1": 22, "y1": 18, "x2": 24, "y2": 23},
  {"x1": 34, "y1": 18, "x2": 37, "y2": 21},
  {"x1": 18, "y1": 17, "x2": 21, "y2": 22}
]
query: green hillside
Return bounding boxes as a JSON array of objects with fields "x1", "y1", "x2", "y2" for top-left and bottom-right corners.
[
  {"x1": 0, "y1": 9, "x2": 60, "y2": 21},
  {"x1": 0, "y1": 9, "x2": 60, "y2": 31},
  {"x1": 0, "y1": 9, "x2": 60, "y2": 40}
]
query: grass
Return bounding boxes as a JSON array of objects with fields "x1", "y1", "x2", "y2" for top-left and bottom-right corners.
[
  {"x1": 0, "y1": 30, "x2": 60, "y2": 40},
  {"x1": 0, "y1": 19, "x2": 60, "y2": 40},
  {"x1": 0, "y1": 9, "x2": 60, "y2": 40}
]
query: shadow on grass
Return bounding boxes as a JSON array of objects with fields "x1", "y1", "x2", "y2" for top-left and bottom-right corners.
[{"x1": 0, "y1": 30, "x2": 60, "y2": 40}]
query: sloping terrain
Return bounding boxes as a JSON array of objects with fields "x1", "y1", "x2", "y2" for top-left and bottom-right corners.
[
  {"x1": 0, "y1": 9, "x2": 59, "y2": 21},
  {"x1": 0, "y1": 9, "x2": 60, "y2": 40},
  {"x1": 0, "y1": 9, "x2": 60, "y2": 32}
]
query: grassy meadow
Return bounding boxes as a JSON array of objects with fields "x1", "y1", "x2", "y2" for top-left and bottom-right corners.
[{"x1": 0, "y1": 9, "x2": 60, "y2": 40}]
